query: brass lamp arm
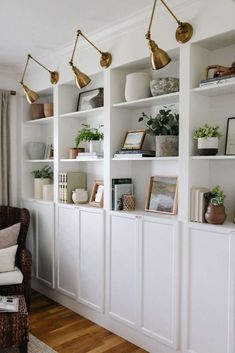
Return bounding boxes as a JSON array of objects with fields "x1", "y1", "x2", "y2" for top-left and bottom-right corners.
[
  {"x1": 78, "y1": 30, "x2": 103, "y2": 55},
  {"x1": 160, "y1": 0, "x2": 181, "y2": 25},
  {"x1": 146, "y1": 0, "x2": 157, "y2": 40},
  {"x1": 29, "y1": 54, "x2": 52, "y2": 75},
  {"x1": 20, "y1": 55, "x2": 30, "y2": 84}
]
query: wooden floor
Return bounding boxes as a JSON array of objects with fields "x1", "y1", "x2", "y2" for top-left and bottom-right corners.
[{"x1": 29, "y1": 292, "x2": 148, "y2": 353}]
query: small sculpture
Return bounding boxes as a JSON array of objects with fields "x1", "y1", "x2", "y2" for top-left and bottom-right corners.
[{"x1": 206, "y1": 61, "x2": 235, "y2": 79}]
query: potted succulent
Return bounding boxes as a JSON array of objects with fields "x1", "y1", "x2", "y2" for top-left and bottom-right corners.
[
  {"x1": 31, "y1": 165, "x2": 53, "y2": 200},
  {"x1": 204, "y1": 185, "x2": 226, "y2": 224},
  {"x1": 75, "y1": 124, "x2": 104, "y2": 153},
  {"x1": 193, "y1": 124, "x2": 221, "y2": 155},
  {"x1": 138, "y1": 105, "x2": 179, "y2": 156}
]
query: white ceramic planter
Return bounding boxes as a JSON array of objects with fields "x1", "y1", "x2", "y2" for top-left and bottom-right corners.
[
  {"x1": 34, "y1": 178, "x2": 51, "y2": 200},
  {"x1": 72, "y1": 189, "x2": 89, "y2": 204},
  {"x1": 26, "y1": 142, "x2": 46, "y2": 160},
  {"x1": 89, "y1": 140, "x2": 103, "y2": 153},
  {"x1": 42, "y1": 184, "x2": 54, "y2": 201},
  {"x1": 197, "y1": 137, "x2": 218, "y2": 155},
  {"x1": 125, "y1": 72, "x2": 150, "y2": 101}
]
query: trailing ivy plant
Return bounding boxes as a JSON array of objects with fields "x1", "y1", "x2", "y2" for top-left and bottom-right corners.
[
  {"x1": 205, "y1": 185, "x2": 225, "y2": 206},
  {"x1": 193, "y1": 124, "x2": 221, "y2": 139},
  {"x1": 75, "y1": 124, "x2": 104, "y2": 147},
  {"x1": 138, "y1": 105, "x2": 179, "y2": 136},
  {"x1": 31, "y1": 165, "x2": 53, "y2": 180}
]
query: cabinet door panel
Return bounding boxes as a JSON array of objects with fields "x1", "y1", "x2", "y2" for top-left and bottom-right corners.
[
  {"x1": 109, "y1": 214, "x2": 139, "y2": 327},
  {"x1": 57, "y1": 205, "x2": 79, "y2": 298},
  {"x1": 22, "y1": 200, "x2": 37, "y2": 276},
  {"x1": 78, "y1": 209, "x2": 104, "y2": 311},
  {"x1": 36, "y1": 202, "x2": 54, "y2": 287}
]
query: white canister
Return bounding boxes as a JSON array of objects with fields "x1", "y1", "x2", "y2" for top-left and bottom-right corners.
[
  {"x1": 89, "y1": 140, "x2": 103, "y2": 153},
  {"x1": 72, "y1": 189, "x2": 89, "y2": 204},
  {"x1": 34, "y1": 178, "x2": 51, "y2": 200},
  {"x1": 42, "y1": 184, "x2": 54, "y2": 201},
  {"x1": 125, "y1": 72, "x2": 150, "y2": 102}
]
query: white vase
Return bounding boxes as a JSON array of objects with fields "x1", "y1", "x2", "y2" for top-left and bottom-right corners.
[
  {"x1": 26, "y1": 142, "x2": 46, "y2": 160},
  {"x1": 34, "y1": 178, "x2": 51, "y2": 200},
  {"x1": 89, "y1": 140, "x2": 103, "y2": 153},
  {"x1": 125, "y1": 72, "x2": 150, "y2": 102},
  {"x1": 72, "y1": 189, "x2": 89, "y2": 204},
  {"x1": 197, "y1": 137, "x2": 218, "y2": 155},
  {"x1": 42, "y1": 184, "x2": 54, "y2": 201}
]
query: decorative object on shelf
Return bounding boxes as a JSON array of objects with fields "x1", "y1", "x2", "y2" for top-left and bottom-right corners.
[
  {"x1": 69, "y1": 147, "x2": 85, "y2": 159},
  {"x1": 31, "y1": 103, "x2": 44, "y2": 119},
  {"x1": 42, "y1": 184, "x2": 54, "y2": 201},
  {"x1": 59, "y1": 172, "x2": 87, "y2": 203},
  {"x1": 145, "y1": 0, "x2": 193, "y2": 70},
  {"x1": 206, "y1": 62, "x2": 235, "y2": 79},
  {"x1": 121, "y1": 130, "x2": 146, "y2": 150},
  {"x1": 75, "y1": 124, "x2": 104, "y2": 153},
  {"x1": 190, "y1": 187, "x2": 210, "y2": 223},
  {"x1": 19, "y1": 54, "x2": 59, "y2": 104},
  {"x1": 77, "y1": 88, "x2": 104, "y2": 111},
  {"x1": 145, "y1": 175, "x2": 178, "y2": 214},
  {"x1": 72, "y1": 188, "x2": 89, "y2": 204},
  {"x1": 139, "y1": 105, "x2": 179, "y2": 156},
  {"x1": 225, "y1": 117, "x2": 235, "y2": 155},
  {"x1": 89, "y1": 181, "x2": 104, "y2": 208},
  {"x1": 124, "y1": 72, "x2": 150, "y2": 101},
  {"x1": 150, "y1": 77, "x2": 179, "y2": 96},
  {"x1": 199, "y1": 73, "x2": 235, "y2": 87},
  {"x1": 44, "y1": 102, "x2": 53, "y2": 117},
  {"x1": 111, "y1": 178, "x2": 132, "y2": 210},
  {"x1": 193, "y1": 124, "x2": 222, "y2": 156},
  {"x1": 69, "y1": 29, "x2": 112, "y2": 89},
  {"x1": 123, "y1": 194, "x2": 136, "y2": 211},
  {"x1": 114, "y1": 149, "x2": 155, "y2": 159},
  {"x1": 204, "y1": 185, "x2": 226, "y2": 225},
  {"x1": 44, "y1": 136, "x2": 54, "y2": 159},
  {"x1": 76, "y1": 151, "x2": 104, "y2": 159},
  {"x1": 26, "y1": 142, "x2": 46, "y2": 160},
  {"x1": 31, "y1": 165, "x2": 53, "y2": 200}
]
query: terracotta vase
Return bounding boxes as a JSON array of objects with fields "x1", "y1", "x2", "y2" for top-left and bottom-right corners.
[{"x1": 205, "y1": 204, "x2": 227, "y2": 225}]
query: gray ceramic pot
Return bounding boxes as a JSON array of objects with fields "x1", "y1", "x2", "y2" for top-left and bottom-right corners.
[
  {"x1": 150, "y1": 77, "x2": 179, "y2": 96},
  {"x1": 26, "y1": 142, "x2": 46, "y2": 160},
  {"x1": 155, "y1": 136, "x2": 178, "y2": 157}
]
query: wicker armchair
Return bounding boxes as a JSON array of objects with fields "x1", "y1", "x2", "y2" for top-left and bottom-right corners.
[{"x1": 0, "y1": 206, "x2": 32, "y2": 310}]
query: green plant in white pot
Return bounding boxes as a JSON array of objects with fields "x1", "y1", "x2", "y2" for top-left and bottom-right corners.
[
  {"x1": 138, "y1": 105, "x2": 179, "y2": 156},
  {"x1": 31, "y1": 165, "x2": 53, "y2": 200},
  {"x1": 75, "y1": 124, "x2": 104, "y2": 153},
  {"x1": 193, "y1": 124, "x2": 221, "y2": 155}
]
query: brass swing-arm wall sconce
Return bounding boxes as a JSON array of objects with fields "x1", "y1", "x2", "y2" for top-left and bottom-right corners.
[
  {"x1": 20, "y1": 54, "x2": 59, "y2": 104},
  {"x1": 69, "y1": 29, "x2": 112, "y2": 89},
  {"x1": 146, "y1": 0, "x2": 193, "y2": 70}
]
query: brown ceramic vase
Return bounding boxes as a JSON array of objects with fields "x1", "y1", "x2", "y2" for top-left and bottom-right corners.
[{"x1": 205, "y1": 204, "x2": 226, "y2": 225}]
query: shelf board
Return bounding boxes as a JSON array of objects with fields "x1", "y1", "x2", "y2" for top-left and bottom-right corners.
[
  {"x1": 191, "y1": 155, "x2": 235, "y2": 160},
  {"x1": 113, "y1": 92, "x2": 179, "y2": 109},
  {"x1": 59, "y1": 107, "x2": 104, "y2": 119},
  {"x1": 112, "y1": 156, "x2": 179, "y2": 161},
  {"x1": 192, "y1": 81, "x2": 235, "y2": 96},
  {"x1": 24, "y1": 116, "x2": 54, "y2": 124},
  {"x1": 25, "y1": 159, "x2": 54, "y2": 163},
  {"x1": 60, "y1": 158, "x2": 104, "y2": 162},
  {"x1": 189, "y1": 220, "x2": 235, "y2": 232}
]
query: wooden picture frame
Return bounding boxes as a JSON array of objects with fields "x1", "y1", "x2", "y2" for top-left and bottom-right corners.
[
  {"x1": 89, "y1": 181, "x2": 104, "y2": 208},
  {"x1": 121, "y1": 130, "x2": 146, "y2": 150},
  {"x1": 145, "y1": 175, "x2": 178, "y2": 214},
  {"x1": 77, "y1": 88, "x2": 103, "y2": 111},
  {"x1": 44, "y1": 136, "x2": 54, "y2": 160},
  {"x1": 225, "y1": 117, "x2": 235, "y2": 155}
]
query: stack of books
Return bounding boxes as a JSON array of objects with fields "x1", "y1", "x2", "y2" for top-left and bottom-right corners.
[
  {"x1": 59, "y1": 172, "x2": 86, "y2": 203},
  {"x1": 76, "y1": 152, "x2": 104, "y2": 160},
  {"x1": 114, "y1": 150, "x2": 155, "y2": 159},
  {"x1": 190, "y1": 187, "x2": 209, "y2": 222},
  {"x1": 112, "y1": 178, "x2": 133, "y2": 210},
  {"x1": 0, "y1": 296, "x2": 19, "y2": 312},
  {"x1": 200, "y1": 73, "x2": 235, "y2": 87}
]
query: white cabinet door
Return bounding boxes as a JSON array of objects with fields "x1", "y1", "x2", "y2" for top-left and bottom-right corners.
[
  {"x1": 78, "y1": 208, "x2": 105, "y2": 312},
  {"x1": 109, "y1": 213, "x2": 139, "y2": 327},
  {"x1": 141, "y1": 217, "x2": 179, "y2": 349},
  {"x1": 22, "y1": 200, "x2": 37, "y2": 276},
  {"x1": 57, "y1": 205, "x2": 79, "y2": 298},
  {"x1": 36, "y1": 201, "x2": 54, "y2": 287},
  {"x1": 185, "y1": 226, "x2": 235, "y2": 353}
]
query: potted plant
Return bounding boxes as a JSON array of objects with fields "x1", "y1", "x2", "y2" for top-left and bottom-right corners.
[
  {"x1": 193, "y1": 124, "x2": 221, "y2": 155},
  {"x1": 138, "y1": 105, "x2": 179, "y2": 156},
  {"x1": 31, "y1": 165, "x2": 53, "y2": 200},
  {"x1": 204, "y1": 185, "x2": 226, "y2": 224},
  {"x1": 75, "y1": 124, "x2": 104, "y2": 153}
]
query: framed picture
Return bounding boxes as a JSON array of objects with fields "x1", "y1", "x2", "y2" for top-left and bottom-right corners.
[
  {"x1": 122, "y1": 130, "x2": 146, "y2": 150},
  {"x1": 145, "y1": 175, "x2": 178, "y2": 214},
  {"x1": 225, "y1": 117, "x2": 235, "y2": 155},
  {"x1": 89, "y1": 181, "x2": 104, "y2": 208},
  {"x1": 77, "y1": 88, "x2": 103, "y2": 111},
  {"x1": 44, "y1": 136, "x2": 54, "y2": 159}
]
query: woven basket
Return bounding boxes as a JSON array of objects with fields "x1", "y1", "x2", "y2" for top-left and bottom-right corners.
[{"x1": 123, "y1": 194, "x2": 136, "y2": 211}]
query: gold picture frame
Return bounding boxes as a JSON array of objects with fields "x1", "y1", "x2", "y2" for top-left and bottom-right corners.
[
  {"x1": 121, "y1": 130, "x2": 146, "y2": 150},
  {"x1": 89, "y1": 181, "x2": 104, "y2": 208},
  {"x1": 145, "y1": 175, "x2": 178, "y2": 214}
]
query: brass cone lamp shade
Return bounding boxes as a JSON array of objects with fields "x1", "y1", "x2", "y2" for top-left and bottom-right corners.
[
  {"x1": 50, "y1": 71, "x2": 60, "y2": 84},
  {"x1": 149, "y1": 40, "x2": 171, "y2": 70},
  {"x1": 72, "y1": 65, "x2": 91, "y2": 89},
  {"x1": 100, "y1": 52, "x2": 112, "y2": 68},
  {"x1": 21, "y1": 84, "x2": 39, "y2": 104}
]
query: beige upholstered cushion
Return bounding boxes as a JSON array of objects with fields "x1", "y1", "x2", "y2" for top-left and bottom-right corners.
[
  {"x1": 0, "y1": 245, "x2": 18, "y2": 272},
  {"x1": 0, "y1": 223, "x2": 20, "y2": 249},
  {"x1": 0, "y1": 266, "x2": 23, "y2": 285}
]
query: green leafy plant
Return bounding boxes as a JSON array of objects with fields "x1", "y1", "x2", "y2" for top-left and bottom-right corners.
[
  {"x1": 138, "y1": 105, "x2": 179, "y2": 136},
  {"x1": 193, "y1": 124, "x2": 222, "y2": 139},
  {"x1": 75, "y1": 124, "x2": 104, "y2": 147},
  {"x1": 31, "y1": 165, "x2": 53, "y2": 180},
  {"x1": 205, "y1": 185, "x2": 225, "y2": 206}
]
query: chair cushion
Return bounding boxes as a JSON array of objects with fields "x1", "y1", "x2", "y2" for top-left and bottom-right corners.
[
  {"x1": 0, "y1": 266, "x2": 23, "y2": 285},
  {"x1": 0, "y1": 245, "x2": 18, "y2": 272},
  {"x1": 0, "y1": 222, "x2": 21, "y2": 249}
]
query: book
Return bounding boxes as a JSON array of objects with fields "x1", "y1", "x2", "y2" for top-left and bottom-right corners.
[
  {"x1": 59, "y1": 172, "x2": 87, "y2": 203},
  {"x1": 114, "y1": 183, "x2": 133, "y2": 211},
  {"x1": 198, "y1": 190, "x2": 209, "y2": 223},
  {"x1": 116, "y1": 150, "x2": 155, "y2": 155},
  {"x1": 190, "y1": 187, "x2": 209, "y2": 222},
  {"x1": 112, "y1": 178, "x2": 132, "y2": 210},
  {"x1": 0, "y1": 296, "x2": 19, "y2": 312},
  {"x1": 200, "y1": 73, "x2": 235, "y2": 87}
]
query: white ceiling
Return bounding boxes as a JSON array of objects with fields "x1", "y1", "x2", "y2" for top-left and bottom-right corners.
[{"x1": 0, "y1": 0, "x2": 154, "y2": 70}]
